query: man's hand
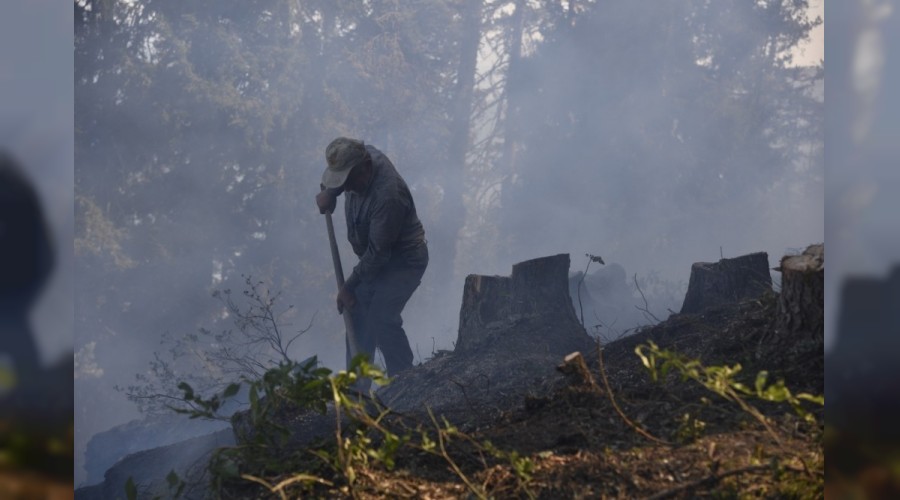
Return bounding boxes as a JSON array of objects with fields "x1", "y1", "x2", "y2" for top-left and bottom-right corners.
[
  {"x1": 336, "y1": 285, "x2": 356, "y2": 314},
  {"x1": 316, "y1": 190, "x2": 337, "y2": 214}
]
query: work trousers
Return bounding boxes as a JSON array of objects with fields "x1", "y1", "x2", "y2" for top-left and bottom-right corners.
[{"x1": 346, "y1": 261, "x2": 426, "y2": 377}]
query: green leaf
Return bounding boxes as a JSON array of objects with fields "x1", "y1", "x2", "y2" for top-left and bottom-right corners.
[
  {"x1": 797, "y1": 393, "x2": 824, "y2": 405},
  {"x1": 755, "y1": 370, "x2": 769, "y2": 395},
  {"x1": 223, "y1": 383, "x2": 241, "y2": 398},
  {"x1": 177, "y1": 382, "x2": 194, "y2": 400},
  {"x1": 125, "y1": 477, "x2": 138, "y2": 500},
  {"x1": 660, "y1": 361, "x2": 672, "y2": 381},
  {"x1": 249, "y1": 386, "x2": 259, "y2": 408},
  {"x1": 634, "y1": 345, "x2": 657, "y2": 381},
  {"x1": 166, "y1": 469, "x2": 180, "y2": 487},
  {"x1": 732, "y1": 382, "x2": 751, "y2": 395},
  {"x1": 762, "y1": 382, "x2": 790, "y2": 402}
]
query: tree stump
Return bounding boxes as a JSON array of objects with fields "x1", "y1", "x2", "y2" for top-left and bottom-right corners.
[
  {"x1": 456, "y1": 275, "x2": 511, "y2": 351},
  {"x1": 776, "y1": 243, "x2": 824, "y2": 340},
  {"x1": 456, "y1": 253, "x2": 584, "y2": 352},
  {"x1": 680, "y1": 252, "x2": 772, "y2": 314},
  {"x1": 379, "y1": 254, "x2": 594, "y2": 418}
]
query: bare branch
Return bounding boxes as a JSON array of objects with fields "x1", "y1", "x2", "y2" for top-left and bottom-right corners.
[{"x1": 633, "y1": 273, "x2": 662, "y2": 324}]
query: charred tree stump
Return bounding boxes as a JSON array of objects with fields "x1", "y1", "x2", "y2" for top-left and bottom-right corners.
[
  {"x1": 776, "y1": 243, "x2": 824, "y2": 340},
  {"x1": 456, "y1": 254, "x2": 585, "y2": 352},
  {"x1": 456, "y1": 275, "x2": 511, "y2": 351},
  {"x1": 380, "y1": 254, "x2": 594, "y2": 418},
  {"x1": 680, "y1": 252, "x2": 772, "y2": 314}
]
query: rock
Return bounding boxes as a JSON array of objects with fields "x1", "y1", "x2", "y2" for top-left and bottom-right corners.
[
  {"x1": 83, "y1": 413, "x2": 230, "y2": 486},
  {"x1": 75, "y1": 429, "x2": 234, "y2": 500}
]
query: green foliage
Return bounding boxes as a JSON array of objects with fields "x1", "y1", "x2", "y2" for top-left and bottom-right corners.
[
  {"x1": 309, "y1": 355, "x2": 400, "y2": 491},
  {"x1": 635, "y1": 341, "x2": 824, "y2": 438},
  {"x1": 484, "y1": 440, "x2": 536, "y2": 492},
  {"x1": 411, "y1": 410, "x2": 537, "y2": 499},
  {"x1": 124, "y1": 469, "x2": 185, "y2": 499},
  {"x1": 165, "y1": 469, "x2": 187, "y2": 498},
  {"x1": 675, "y1": 412, "x2": 707, "y2": 444},
  {"x1": 170, "y1": 354, "x2": 396, "y2": 495},
  {"x1": 169, "y1": 353, "x2": 537, "y2": 498},
  {"x1": 0, "y1": 420, "x2": 74, "y2": 480},
  {"x1": 124, "y1": 476, "x2": 137, "y2": 500},
  {"x1": 0, "y1": 364, "x2": 16, "y2": 391}
]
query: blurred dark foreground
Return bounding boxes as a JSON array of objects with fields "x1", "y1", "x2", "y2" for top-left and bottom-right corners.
[
  {"x1": 826, "y1": 268, "x2": 900, "y2": 498},
  {"x1": 0, "y1": 155, "x2": 73, "y2": 498}
]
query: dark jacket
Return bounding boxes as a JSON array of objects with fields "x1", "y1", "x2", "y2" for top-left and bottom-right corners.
[{"x1": 343, "y1": 145, "x2": 427, "y2": 289}]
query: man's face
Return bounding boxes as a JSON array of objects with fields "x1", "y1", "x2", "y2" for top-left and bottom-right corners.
[{"x1": 343, "y1": 162, "x2": 372, "y2": 193}]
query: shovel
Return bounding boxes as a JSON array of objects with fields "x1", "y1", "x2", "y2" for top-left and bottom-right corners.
[{"x1": 323, "y1": 206, "x2": 362, "y2": 367}]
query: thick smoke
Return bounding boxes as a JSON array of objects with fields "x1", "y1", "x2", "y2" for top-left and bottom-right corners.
[{"x1": 73, "y1": 0, "x2": 823, "y2": 486}]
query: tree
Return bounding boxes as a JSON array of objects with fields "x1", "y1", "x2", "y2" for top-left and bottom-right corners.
[{"x1": 493, "y1": 0, "x2": 822, "y2": 270}]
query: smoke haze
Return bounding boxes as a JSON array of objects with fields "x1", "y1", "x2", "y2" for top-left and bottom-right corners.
[{"x1": 73, "y1": 0, "x2": 823, "y2": 486}]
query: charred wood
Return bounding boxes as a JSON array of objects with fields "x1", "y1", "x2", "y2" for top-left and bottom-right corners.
[{"x1": 680, "y1": 252, "x2": 772, "y2": 314}]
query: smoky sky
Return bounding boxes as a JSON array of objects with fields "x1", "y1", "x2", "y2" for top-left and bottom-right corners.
[{"x1": 73, "y1": 0, "x2": 824, "y2": 486}]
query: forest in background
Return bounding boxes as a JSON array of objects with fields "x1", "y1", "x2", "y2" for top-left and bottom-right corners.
[{"x1": 73, "y1": 0, "x2": 822, "y2": 486}]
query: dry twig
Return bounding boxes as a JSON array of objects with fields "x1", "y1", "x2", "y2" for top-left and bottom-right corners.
[
  {"x1": 633, "y1": 273, "x2": 662, "y2": 324},
  {"x1": 643, "y1": 464, "x2": 772, "y2": 499},
  {"x1": 595, "y1": 341, "x2": 673, "y2": 446}
]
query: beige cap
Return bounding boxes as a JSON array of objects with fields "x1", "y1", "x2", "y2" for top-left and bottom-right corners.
[{"x1": 322, "y1": 137, "x2": 368, "y2": 189}]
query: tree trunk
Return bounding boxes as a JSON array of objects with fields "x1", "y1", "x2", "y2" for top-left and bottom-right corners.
[
  {"x1": 680, "y1": 252, "x2": 772, "y2": 314},
  {"x1": 431, "y1": 1, "x2": 482, "y2": 286},
  {"x1": 776, "y1": 243, "x2": 824, "y2": 340},
  {"x1": 448, "y1": 1, "x2": 482, "y2": 166},
  {"x1": 499, "y1": 0, "x2": 526, "y2": 177}
]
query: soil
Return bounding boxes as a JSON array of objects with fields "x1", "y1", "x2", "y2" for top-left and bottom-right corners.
[{"x1": 218, "y1": 291, "x2": 825, "y2": 499}]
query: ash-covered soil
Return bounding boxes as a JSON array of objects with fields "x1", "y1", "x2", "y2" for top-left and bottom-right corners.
[{"x1": 222, "y1": 291, "x2": 824, "y2": 499}]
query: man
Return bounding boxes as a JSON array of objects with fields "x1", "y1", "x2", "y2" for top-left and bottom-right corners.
[
  {"x1": 1, "y1": 153, "x2": 53, "y2": 383},
  {"x1": 316, "y1": 137, "x2": 428, "y2": 376}
]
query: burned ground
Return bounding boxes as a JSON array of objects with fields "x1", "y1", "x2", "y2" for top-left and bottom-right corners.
[
  {"x1": 76, "y1": 254, "x2": 824, "y2": 499},
  {"x1": 220, "y1": 290, "x2": 824, "y2": 499}
]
